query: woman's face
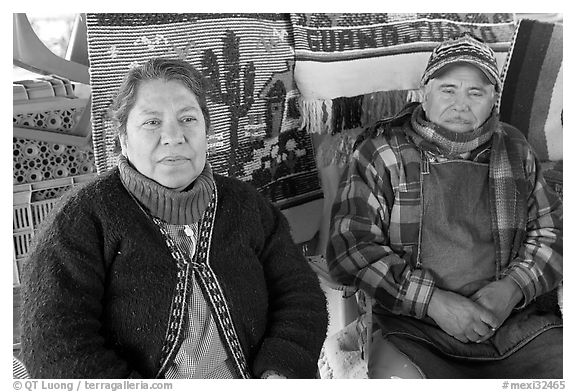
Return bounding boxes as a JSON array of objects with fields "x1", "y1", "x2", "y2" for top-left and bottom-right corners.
[{"x1": 120, "y1": 79, "x2": 207, "y2": 191}]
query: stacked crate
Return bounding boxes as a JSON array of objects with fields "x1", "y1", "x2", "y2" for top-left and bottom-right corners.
[
  {"x1": 13, "y1": 76, "x2": 92, "y2": 147},
  {"x1": 13, "y1": 174, "x2": 96, "y2": 284},
  {"x1": 13, "y1": 76, "x2": 97, "y2": 284}
]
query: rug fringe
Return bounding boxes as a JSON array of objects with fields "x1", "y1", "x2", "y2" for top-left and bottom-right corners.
[
  {"x1": 300, "y1": 89, "x2": 423, "y2": 136},
  {"x1": 299, "y1": 97, "x2": 332, "y2": 134}
]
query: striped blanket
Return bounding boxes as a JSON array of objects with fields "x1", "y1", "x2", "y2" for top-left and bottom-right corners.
[
  {"x1": 498, "y1": 19, "x2": 563, "y2": 162},
  {"x1": 291, "y1": 13, "x2": 517, "y2": 135},
  {"x1": 86, "y1": 13, "x2": 320, "y2": 206}
]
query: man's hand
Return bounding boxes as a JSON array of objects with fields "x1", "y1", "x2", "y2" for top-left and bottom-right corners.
[
  {"x1": 427, "y1": 288, "x2": 499, "y2": 343},
  {"x1": 470, "y1": 277, "x2": 524, "y2": 336}
]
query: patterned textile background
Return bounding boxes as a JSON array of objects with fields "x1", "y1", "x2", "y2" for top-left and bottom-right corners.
[
  {"x1": 86, "y1": 13, "x2": 321, "y2": 207},
  {"x1": 291, "y1": 13, "x2": 517, "y2": 135},
  {"x1": 498, "y1": 19, "x2": 563, "y2": 162}
]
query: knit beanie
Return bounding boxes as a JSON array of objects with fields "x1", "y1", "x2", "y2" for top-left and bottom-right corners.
[{"x1": 421, "y1": 34, "x2": 501, "y2": 91}]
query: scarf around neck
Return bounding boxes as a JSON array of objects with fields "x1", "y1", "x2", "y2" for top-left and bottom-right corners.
[
  {"x1": 404, "y1": 103, "x2": 528, "y2": 275},
  {"x1": 118, "y1": 154, "x2": 215, "y2": 225},
  {"x1": 407, "y1": 104, "x2": 497, "y2": 158}
]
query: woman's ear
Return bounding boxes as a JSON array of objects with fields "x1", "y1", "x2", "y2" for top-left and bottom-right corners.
[
  {"x1": 119, "y1": 133, "x2": 128, "y2": 157},
  {"x1": 205, "y1": 124, "x2": 212, "y2": 137}
]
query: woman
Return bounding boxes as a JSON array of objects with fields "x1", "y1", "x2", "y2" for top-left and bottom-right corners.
[{"x1": 20, "y1": 58, "x2": 328, "y2": 379}]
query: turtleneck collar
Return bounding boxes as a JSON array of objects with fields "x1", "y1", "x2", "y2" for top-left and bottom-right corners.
[{"x1": 117, "y1": 154, "x2": 215, "y2": 225}]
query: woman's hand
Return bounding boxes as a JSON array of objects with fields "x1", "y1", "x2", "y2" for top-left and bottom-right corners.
[
  {"x1": 427, "y1": 288, "x2": 499, "y2": 343},
  {"x1": 470, "y1": 277, "x2": 524, "y2": 332}
]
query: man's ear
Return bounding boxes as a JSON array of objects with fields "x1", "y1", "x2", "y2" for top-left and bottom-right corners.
[
  {"x1": 491, "y1": 87, "x2": 498, "y2": 108},
  {"x1": 420, "y1": 83, "x2": 431, "y2": 112}
]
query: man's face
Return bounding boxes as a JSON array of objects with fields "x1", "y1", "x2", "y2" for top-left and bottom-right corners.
[{"x1": 422, "y1": 64, "x2": 497, "y2": 133}]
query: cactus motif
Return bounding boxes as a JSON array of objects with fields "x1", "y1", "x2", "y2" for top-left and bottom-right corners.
[{"x1": 201, "y1": 30, "x2": 256, "y2": 177}]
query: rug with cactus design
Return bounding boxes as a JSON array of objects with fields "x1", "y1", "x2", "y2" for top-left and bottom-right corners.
[{"x1": 86, "y1": 13, "x2": 321, "y2": 206}]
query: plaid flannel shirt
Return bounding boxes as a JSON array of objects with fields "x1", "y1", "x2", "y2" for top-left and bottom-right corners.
[{"x1": 327, "y1": 122, "x2": 563, "y2": 319}]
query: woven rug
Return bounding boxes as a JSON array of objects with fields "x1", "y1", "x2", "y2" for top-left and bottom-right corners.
[
  {"x1": 498, "y1": 19, "x2": 563, "y2": 162},
  {"x1": 290, "y1": 13, "x2": 516, "y2": 135},
  {"x1": 86, "y1": 13, "x2": 320, "y2": 207}
]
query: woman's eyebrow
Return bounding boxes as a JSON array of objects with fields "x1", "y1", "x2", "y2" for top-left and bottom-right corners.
[
  {"x1": 178, "y1": 105, "x2": 201, "y2": 114},
  {"x1": 137, "y1": 108, "x2": 162, "y2": 116},
  {"x1": 135, "y1": 106, "x2": 200, "y2": 116}
]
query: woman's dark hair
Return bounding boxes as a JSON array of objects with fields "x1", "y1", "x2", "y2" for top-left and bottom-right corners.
[{"x1": 108, "y1": 58, "x2": 211, "y2": 138}]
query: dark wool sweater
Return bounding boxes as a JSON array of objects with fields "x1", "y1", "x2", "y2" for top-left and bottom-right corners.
[{"x1": 20, "y1": 169, "x2": 328, "y2": 378}]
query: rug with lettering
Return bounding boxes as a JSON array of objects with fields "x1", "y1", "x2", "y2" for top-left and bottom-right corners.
[{"x1": 291, "y1": 13, "x2": 517, "y2": 135}]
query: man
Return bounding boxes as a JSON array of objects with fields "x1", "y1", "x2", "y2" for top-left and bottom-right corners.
[{"x1": 327, "y1": 34, "x2": 562, "y2": 378}]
